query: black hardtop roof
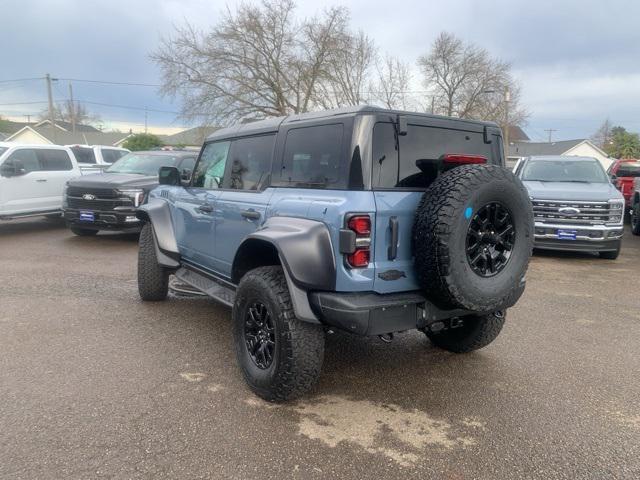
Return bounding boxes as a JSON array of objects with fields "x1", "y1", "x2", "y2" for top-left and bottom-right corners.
[{"x1": 206, "y1": 105, "x2": 499, "y2": 142}]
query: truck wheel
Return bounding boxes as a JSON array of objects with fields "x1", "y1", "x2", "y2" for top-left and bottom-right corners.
[
  {"x1": 424, "y1": 311, "x2": 506, "y2": 353},
  {"x1": 631, "y1": 203, "x2": 640, "y2": 236},
  {"x1": 599, "y1": 242, "x2": 621, "y2": 260},
  {"x1": 69, "y1": 226, "x2": 98, "y2": 236},
  {"x1": 233, "y1": 266, "x2": 324, "y2": 402},
  {"x1": 413, "y1": 164, "x2": 533, "y2": 312},
  {"x1": 137, "y1": 223, "x2": 169, "y2": 301}
]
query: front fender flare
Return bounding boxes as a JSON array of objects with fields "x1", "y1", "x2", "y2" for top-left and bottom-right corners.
[{"x1": 136, "y1": 198, "x2": 180, "y2": 268}]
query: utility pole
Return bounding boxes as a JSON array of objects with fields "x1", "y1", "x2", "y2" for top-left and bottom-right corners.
[
  {"x1": 68, "y1": 82, "x2": 76, "y2": 134},
  {"x1": 544, "y1": 129, "x2": 557, "y2": 142},
  {"x1": 25, "y1": 114, "x2": 31, "y2": 123},
  {"x1": 503, "y1": 88, "x2": 511, "y2": 162},
  {"x1": 45, "y1": 73, "x2": 56, "y2": 142},
  {"x1": 430, "y1": 96, "x2": 435, "y2": 115},
  {"x1": 144, "y1": 107, "x2": 148, "y2": 134}
]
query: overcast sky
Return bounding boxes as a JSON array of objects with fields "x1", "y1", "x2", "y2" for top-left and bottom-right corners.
[{"x1": 1, "y1": 0, "x2": 639, "y2": 140}]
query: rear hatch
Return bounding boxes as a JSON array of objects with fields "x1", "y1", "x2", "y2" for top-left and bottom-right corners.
[{"x1": 370, "y1": 118, "x2": 503, "y2": 294}]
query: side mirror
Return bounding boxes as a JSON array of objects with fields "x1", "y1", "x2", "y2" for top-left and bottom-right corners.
[
  {"x1": 0, "y1": 160, "x2": 26, "y2": 177},
  {"x1": 158, "y1": 166, "x2": 181, "y2": 186}
]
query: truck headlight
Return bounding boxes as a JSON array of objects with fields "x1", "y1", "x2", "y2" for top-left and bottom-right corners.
[{"x1": 117, "y1": 189, "x2": 145, "y2": 207}]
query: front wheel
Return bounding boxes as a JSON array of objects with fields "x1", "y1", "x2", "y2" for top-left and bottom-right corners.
[
  {"x1": 137, "y1": 223, "x2": 169, "y2": 301},
  {"x1": 631, "y1": 203, "x2": 640, "y2": 236},
  {"x1": 424, "y1": 311, "x2": 506, "y2": 353},
  {"x1": 233, "y1": 266, "x2": 325, "y2": 402}
]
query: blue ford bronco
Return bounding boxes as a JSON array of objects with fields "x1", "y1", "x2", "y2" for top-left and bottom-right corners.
[{"x1": 136, "y1": 106, "x2": 533, "y2": 401}]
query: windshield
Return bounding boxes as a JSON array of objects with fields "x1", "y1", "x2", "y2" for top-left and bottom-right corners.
[
  {"x1": 616, "y1": 162, "x2": 640, "y2": 177},
  {"x1": 106, "y1": 153, "x2": 181, "y2": 176},
  {"x1": 521, "y1": 158, "x2": 608, "y2": 183}
]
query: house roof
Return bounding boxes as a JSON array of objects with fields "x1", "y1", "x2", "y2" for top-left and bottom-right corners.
[
  {"x1": 0, "y1": 120, "x2": 34, "y2": 135},
  {"x1": 6, "y1": 126, "x2": 130, "y2": 146},
  {"x1": 34, "y1": 119, "x2": 100, "y2": 133},
  {"x1": 161, "y1": 126, "x2": 220, "y2": 147},
  {"x1": 507, "y1": 126, "x2": 529, "y2": 142},
  {"x1": 508, "y1": 139, "x2": 587, "y2": 158}
]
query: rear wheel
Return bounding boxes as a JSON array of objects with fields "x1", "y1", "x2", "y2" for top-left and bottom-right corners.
[
  {"x1": 137, "y1": 223, "x2": 169, "y2": 301},
  {"x1": 233, "y1": 266, "x2": 324, "y2": 402},
  {"x1": 69, "y1": 226, "x2": 98, "y2": 236},
  {"x1": 424, "y1": 311, "x2": 506, "y2": 353}
]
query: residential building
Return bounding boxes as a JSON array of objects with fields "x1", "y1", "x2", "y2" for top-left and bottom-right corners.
[{"x1": 507, "y1": 139, "x2": 612, "y2": 169}]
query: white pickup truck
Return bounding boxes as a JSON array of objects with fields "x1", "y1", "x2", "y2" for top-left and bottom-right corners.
[
  {"x1": 67, "y1": 145, "x2": 129, "y2": 172},
  {"x1": 0, "y1": 143, "x2": 82, "y2": 220}
]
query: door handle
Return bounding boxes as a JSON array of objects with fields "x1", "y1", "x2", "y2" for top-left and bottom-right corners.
[
  {"x1": 240, "y1": 209, "x2": 260, "y2": 220},
  {"x1": 36, "y1": 179, "x2": 47, "y2": 182},
  {"x1": 388, "y1": 216, "x2": 398, "y2": 260},
  {"x1": 197, "y1": 204, "x2": 214, "y2": 213}
]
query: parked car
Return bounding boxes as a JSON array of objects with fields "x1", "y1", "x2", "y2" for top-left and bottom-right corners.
[
  {"x1": 67, "y1": 145, "x2": 129, "y2": 172},
  {"x1": 514, "y1": 155, "x2": 624, "y2": 259},
  {"x1": 0, "y1": 143, "x2": 82, "y2": 220},
  {"x1": 63, "y1": 150, "x2": 197, "y2": 236},
  {"x1": 136, "y1": 106, "x2": 533, "y2": 401},
  {"x1": 607, "y1": 158, "x2": 640, "y2": 216},
  {"x1": 631, "y1": 177, "x2": 640, "y2": 235}
]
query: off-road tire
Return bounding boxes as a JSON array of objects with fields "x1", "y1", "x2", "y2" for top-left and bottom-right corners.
[
  {"x1": 631, "y1": 202, "x2": 640, "y2": 236},
  {"x1": 137, "y1": 223, "x2": 169, "y2": 301},
  {"x1": 599, "y1": 242, "x2": 621, "y2": 260},
  {"x1": 425, "y1": 311, "x2": 506, "y2": 353},
  {"x1": 233, "y1": 266, "x2": 324, "y2": 402},
  {"x1": 69, "y1": 226, "x2": 98, "y2": 236},
  {"x1": 413, "y1": 164, "x2": 533, "y2": 311}
]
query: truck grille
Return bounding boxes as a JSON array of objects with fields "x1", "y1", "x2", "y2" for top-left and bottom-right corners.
[
  {"x1": 66, "y1": 187, "x2": 131, "y2": 211},
  {"x1": 532, "y1": 200, "x2": 616, "y2": 225}
]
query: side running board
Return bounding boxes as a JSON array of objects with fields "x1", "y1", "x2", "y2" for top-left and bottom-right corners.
[{"x1": 173, "y1": 266, "x2": 236, "y2": 307}]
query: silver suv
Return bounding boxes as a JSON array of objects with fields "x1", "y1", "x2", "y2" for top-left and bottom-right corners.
[{"x1": 514, "y1": 155, "x2": 624, "y2": 259}]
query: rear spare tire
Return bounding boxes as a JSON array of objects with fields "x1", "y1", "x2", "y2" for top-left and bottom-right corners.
[{"x1": 413, "y1": 164, "x2": 533, "y2": 312}]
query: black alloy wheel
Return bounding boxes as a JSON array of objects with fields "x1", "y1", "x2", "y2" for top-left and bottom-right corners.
[
  {"x1": 244, "y1": 302, "x2": 276, "y2": 369},
  {"x1": 466, "y1": 202, "x2": 516, "y2": 277}
]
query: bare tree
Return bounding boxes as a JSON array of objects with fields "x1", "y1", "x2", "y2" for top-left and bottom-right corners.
[
  {"x1": 152, "y1": 0, "x2": 367, "y2": 124},
  {"x1": 418, "y1": 32, "x2": 527, "y2": 128},
  {"x1": 370, "y1": 54, "x2": 413, "y2": 110},
  {"x1": 591, "y1": 119, "x2": 613, "y2": 149},
  {"x1": 39, "y1": 101, "x2": 100, "y2": 126},
  {"x1": 315, "y1": 30, "x2": 376, "y2": 109}
]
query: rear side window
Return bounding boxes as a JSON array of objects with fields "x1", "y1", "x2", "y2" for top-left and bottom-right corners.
[
  {"x1": 372, "y1": 123, "x2": 493, "y2": 189},
  {"x1": 223, "y1": 134, "x2": 275, "y2": 190},
  {"x1": 101, "y1": 149, "x2": 127, "y2": 164},
  {"x1": 616, "y1": 163, "x2": 640, "y2": 177},
  {"x1": 71, "y1": 146, "x2": 96, "y2": 164},
  {"x1": 280, "y1": 124, "x2": 344, "y2": 188},
  {"x1": 39, "y1": 149, "x2": 73, "y2": 171}
]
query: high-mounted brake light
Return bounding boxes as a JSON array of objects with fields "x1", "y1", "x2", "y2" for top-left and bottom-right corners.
[
  {"x1": 347, "y1": 215, "x2": 371, "y2": 236},
  {"x1": 442, "y1": 153, "x2": 487, "y2": 165}
]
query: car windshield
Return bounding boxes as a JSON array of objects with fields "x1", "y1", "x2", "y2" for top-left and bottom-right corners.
[
  {"x1": 521, "y1": 159, "x2": 608, "y2": 183},
  {"x1": 105, "y1": 153, "x2": 181, "y2": 176},
  {"x1": 616, "y1": 162, "x2": 640, "y2": 177}
]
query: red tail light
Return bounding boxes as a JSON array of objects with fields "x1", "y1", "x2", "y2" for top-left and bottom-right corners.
[
  {"x1": 442, "y1": 153, "x2": 487, "y2": 165},
  {"x1": 347, "y1": 248, "x2": 370, "y2": 268},
  {"x1": 344, "y1": 214, "x2": 371, "y2": 268},
  {"x1": 347, "y1": 215, "x2": 371, "y2": 235}
]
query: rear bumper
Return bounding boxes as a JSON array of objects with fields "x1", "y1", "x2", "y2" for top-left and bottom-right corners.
[
  {"x1": 308, "y1": 283, "x2": 525, "y2": 336},
  {"x1": 534, "y1": 222, "x2": 623, "y2": 252},
  {"x1": 64, "y1": 208, "x2": 143, "y2": 232}
]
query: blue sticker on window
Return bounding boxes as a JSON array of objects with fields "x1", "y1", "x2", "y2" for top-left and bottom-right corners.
[{"x1": 464, "y1": 207, "x2": 473, "y2": 219}]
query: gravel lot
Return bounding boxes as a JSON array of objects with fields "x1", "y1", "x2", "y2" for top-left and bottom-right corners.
[{"x1": 1, "y1": 218, "x2": 639, "y2": 479}]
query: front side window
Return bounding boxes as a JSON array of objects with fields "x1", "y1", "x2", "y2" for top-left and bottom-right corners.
[
  {"x1": 521, "y1": 158, "x2": 608, "y2": 183},
  {"x1": 193, "y1": 141, "x2": 230, "y2": 188},
  {"x1": 223, "y1": 134, "x2": 275, "y2": 190},
  {"x1": 39, "y1": 149, "x2": 73, "y2": 171},
  {"x1": 6, "y1": 149, "x2": 40, "y2": 172},
  {"x1": 280, "y1": 124, "x2": 344, "y2": 188},
  {"x1": 179, "y1": 156, "x2": 197, "y2": 173}
]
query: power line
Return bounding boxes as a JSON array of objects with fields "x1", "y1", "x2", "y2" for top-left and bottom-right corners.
[
  {"x1": 0, "y1": 77, "x2": 44, "y2": 84},
  {"x1": 57, "y1": 78, "x2": 162, "y2": 87},
  {"x1": 0, "y1": 101, "x2": 48, "y2": 106}
]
